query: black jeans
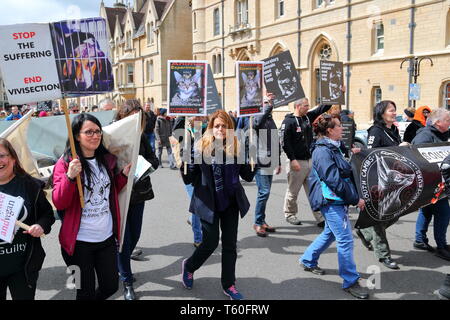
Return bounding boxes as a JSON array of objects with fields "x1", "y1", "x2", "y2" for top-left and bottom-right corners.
[
  {"x1": 0, "y1": 270, "x2": 38, "y2": 300},
  {"x1": 61, "y1": 236, "x2": 118, "y2": 300},
  {"x1": 185, "y1": 201, "x2": 239, "y2": 289}
]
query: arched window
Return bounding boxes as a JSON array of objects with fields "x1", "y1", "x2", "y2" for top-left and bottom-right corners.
[
  {"x1": 212, "y1": 55, "x2": 217, "y2": 73},
  {"x1": 213, "y1": 8, "x2": 220, "y2": 36},
  {"x1": 217, "y1": 54, "x2": 222, "y2": 73},
  {"x1": 193, "y1": 12, "x2": 197, "y2": 30},
  {"x1": 446, "y1": 10, "x2": 450, "y2": 47},
  {"x1": 149, "y1": 60, "x2": 154, "y2": 83},
  {"x1": 443, "y1": 82, "x2": 450, "y2": 109}
]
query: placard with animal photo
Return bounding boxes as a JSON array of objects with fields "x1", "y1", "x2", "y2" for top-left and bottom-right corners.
[
  {"x1": 236, "y1": 61, "x2": 264, "y2": 117},
  {"x1": 262, "y1": 50, "x2": 304, "y2": 108},
  {"x1": 319, "y1": 60, "x2": 345, "y2": 105},
  {"x1": 167, "y1": 60, "x2": 208, "y2": 116},
  {"x1": 50, "y1": 18, "x2": 114, "y2": 95}
]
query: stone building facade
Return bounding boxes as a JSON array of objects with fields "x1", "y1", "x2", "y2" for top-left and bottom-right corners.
[{"x1": 193, "y1": 0, "x2": 450, "y2": 127}]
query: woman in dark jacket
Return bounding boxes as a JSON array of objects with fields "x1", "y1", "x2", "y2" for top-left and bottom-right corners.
[
  {"x1": 358, "y1": 100, "x2": 401, "y2": 270},
  {"x1": 403, "y1": 106, "x2": 431, "y2": 143},
  {"x1": 115, "y1": 100, "x2": 159, "y2": 300},
  {"x1": 300, "y1": 114, "x2": 368, "y2": 299},
  {"x1": 0, "y1": 138, "x2": 55, "y2": 300},
  {"x1": 180, "y1": 110, "x2": 255, "y2": 300}
]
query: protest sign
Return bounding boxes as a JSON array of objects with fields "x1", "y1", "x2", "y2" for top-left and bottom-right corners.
[
  {"x1": 37, "y1": 101, "x2": 53, "y2": 112},
  {"x1": 319, "y1": 60, "x2": 345, "y2": 105},
  {"x1": 351, "y1": 143, "x2": 449, "y2": 228},
  {"x1": 0, "y1": 18, "x2": 113, "y2": 104},
  {"x1": 0, "y1": 192, "x2": 25, "y2": 244},
  {"x1": 0, "y1": 24, "x2": 63, "y2": 104},
  {"x1": 262, "y1": 50, "x2": 304, "y2": 107},
  {"x1": 206, "y1": 65, "x2": 223, "y2": 115},
  {"x1": 341, "y1": 121, "x2": 355, "y2": 151},
  {"x1": 167, "y1": 60, "x2": 208, "y2": 116},
  {"x1": 236, "y1": 61, "x2": 264, "y2": 117},
  {"x1": 103, "y1": 112, "x2": 142, "y2": 252},
  {"x1": 50, "y1": 18, "x2": 113, "y2": 95}
]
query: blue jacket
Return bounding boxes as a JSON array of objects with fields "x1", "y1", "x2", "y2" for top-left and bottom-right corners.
[
  {"x1": 181, "y1": 151, "x2": 255, "y2": 223},
  {"x1": 307, "y1": 138, "x2": 359, "y2": 211}
]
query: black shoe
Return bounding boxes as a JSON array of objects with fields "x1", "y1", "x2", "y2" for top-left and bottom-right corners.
[
  {"x1": 413, "y1": 241, "x2": 435, "y2": 252},
  {"x1": 344, "y1": 281, "x2": 369, "y2": 299},
  {"x1": 317, "y1": 221, "x2": 325, "y2": 228},
  {"x1": 355, "y1": 229, "x2": 373, "y2": 251},
  {"x1": 301, "y1": 264, "x2": 325, "y2": 275},
  {"x1": 379, "y1": 257, "x2": 399, "y2": 270},
  {"x1": 123, "y1": 282, "x2": 136, "y2": 300},
  {"x1": 130, "y1": 249, "x2": 144, "y2": 261},
  {"x1": 435, "y1": 248, "x2": 450, "y2": 261}
]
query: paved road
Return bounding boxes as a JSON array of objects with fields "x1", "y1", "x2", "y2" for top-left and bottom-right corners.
[{"x1": 33, "y1": 155, "x2": 449, "y2": 300}]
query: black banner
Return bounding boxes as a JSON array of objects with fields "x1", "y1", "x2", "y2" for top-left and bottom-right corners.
[
  {"x1": 262, "y1": 50, "x2": 304, "y2": 108},
  {"x1": 206, "y1": 65, "x2": 223, "y2": 115},
  {"x1": 319, "y1": 60, "x2": 345, "y2": 105},
  {"x1": 351, "y1": 143, "x2": 450, "y2": 229}
]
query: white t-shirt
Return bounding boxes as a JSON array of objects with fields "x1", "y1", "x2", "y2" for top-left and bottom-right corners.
[{"x1": 76, "y1": 158, "x2": 113, "y2": 242}]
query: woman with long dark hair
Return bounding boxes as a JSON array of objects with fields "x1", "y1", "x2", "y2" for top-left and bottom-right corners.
[
  {"x1": 0, "y1": 138, "x2": 55, "y2": 300},
  {"x1": 52, "y1": 113, "x2": 131, "y2": 300},
  {"x1": 115, "y1": 100, "x2": 159, "y2": 300},
  {"x1": 180, "y1": 110, "x2": 255, "y2": 300},
  {"x1": 356, "y1": 100, "x2": 401, "y2": 270}
]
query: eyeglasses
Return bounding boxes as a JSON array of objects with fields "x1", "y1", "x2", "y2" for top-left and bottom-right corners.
[
  {"x1": 80, "y1": 129, "x2": 102, "y2": 137},
  {"x1": 423, "y1": 110, "x2": 430, "y2": 114},
  {"x1": 0, "y1": 153, "x2": 10, "y2": 160},
  {"x1": 72, "y1": 109, "x2": 80, "y2": 113}
]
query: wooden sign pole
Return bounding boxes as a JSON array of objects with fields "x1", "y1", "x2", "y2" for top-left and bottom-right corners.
[
  {"x1": 249, "y1": 116, "x2": 254, "y2": 172},
  {"x1": 60, "y1": 98, "x2": 85, "y2": 208},
  {"x1": 16, "y1": 221, "x2": 45, "y2": 238},
  {"x1": 184, "y1": 116, "x2": 188, "y2": 175}
]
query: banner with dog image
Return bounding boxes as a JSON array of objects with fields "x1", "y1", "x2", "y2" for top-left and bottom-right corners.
[
  {"x1": 351, "y1": 143, "x2": 450, "y2": 229},
  {"x1": 236, "y1": 61, "x2": 264, "y2": 117},
  {"x1": 167, "y1": 60, "x2": 208, "y2": 116},
  {"x1": 262, "y1": 50, "x2": 304, "y2": 108},
  {"x1": 0, "y1": 18, "x2": 113, "y2": 105},
  {"x1": 319, "y1": 60, "x2": 345, "y2": 105}
]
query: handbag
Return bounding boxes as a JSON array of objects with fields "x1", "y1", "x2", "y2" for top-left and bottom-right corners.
[
  {"x1": 130, "y1": 175, "x2": 154, "y2": 204},
  {"x1": 312, "y1": 168, "x2": 346, "y2": 205}
]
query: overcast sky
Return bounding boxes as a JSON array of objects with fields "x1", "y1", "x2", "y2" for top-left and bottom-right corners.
[{"x1": 0, "y1": 0, "x2": 122, "y2": 25}]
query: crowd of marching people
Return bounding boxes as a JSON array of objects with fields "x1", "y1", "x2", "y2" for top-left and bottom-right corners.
[{"x1": 1, "y1": 93, "x2": 450, "y2": 301}]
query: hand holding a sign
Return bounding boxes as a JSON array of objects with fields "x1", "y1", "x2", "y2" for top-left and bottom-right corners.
[
  {"x1": 122, "y1": 163, "x2": 132, "y2": 177},
  {"x1": 357, "y1": 199, "x2": 365, "y2": 211},
  {"x1": 67, "y1": 158, "x2": 82, "y2": 180},
  {"x1": 23, "y1": 224, "x2": 44, "y2": 237}
]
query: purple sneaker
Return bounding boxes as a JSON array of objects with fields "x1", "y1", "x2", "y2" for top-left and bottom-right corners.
[
  {"x1": 182, "y1": 258, "x2": 194, "y2": 290},
  {"x1": 223, "y1": 285, "x2": 244, "y2": 300}
]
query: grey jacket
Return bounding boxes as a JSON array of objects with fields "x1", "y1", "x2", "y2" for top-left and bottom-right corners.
[{"x1": 155, "y1": 116, "x2": 172, "y2": 147}]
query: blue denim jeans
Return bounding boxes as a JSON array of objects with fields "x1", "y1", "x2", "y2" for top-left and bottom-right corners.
[
  {"x1": 117, "y1": 202, "x2": 145, "y2": 283},
  {"x1": 300, "y1": 204, "x2": 360, "y2": 289},
  {"x1": 415, "y1": 198, "x2": 450, "y2": 249},
  {"x1": 185, "y1": 184, "x2": 203, "y2": 243},
  {"x1": 254, "y1": 168, "x2": 274, "y2": 226},
  {"x1": 146, "y1": 132, "x2": 156, "y2": 152}
]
